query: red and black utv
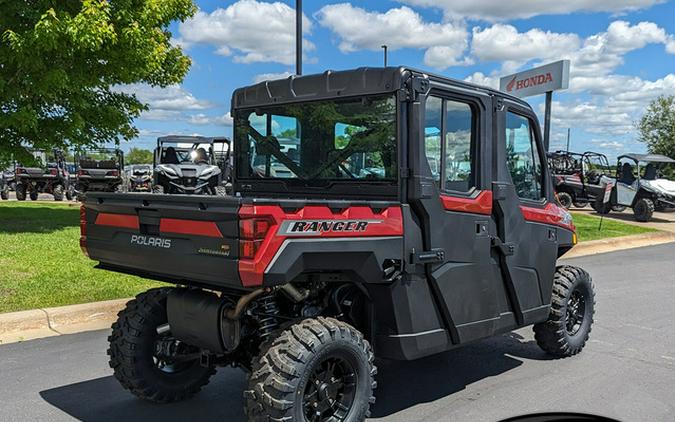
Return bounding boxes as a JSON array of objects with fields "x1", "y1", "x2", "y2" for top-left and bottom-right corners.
[
  {"x1": 81, "y1": 67, "x2": 594, "y2": 421},
  {"x1": 15, "y1": 149, "x2": 70, "y2": 201},
  {"x1": 547, "y1": 150, "x2": 621, "y2": 210}
]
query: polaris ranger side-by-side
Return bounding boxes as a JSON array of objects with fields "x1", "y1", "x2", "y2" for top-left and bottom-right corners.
[
  {"x1": 152, "y1": 136, "x2": 225, "y2": 195},
  {"x1": 74, "y1": 149, "x2": 124, "y2": 198},
  {"x1": 81, "y1": 68, "x2": 595, "y2": 421},
  {"x1": 595, "y1": 153, "x2": 675, "y2": 221},
  {"x1": 15, "y1": 149, "x2": 70, "y2": 201}
]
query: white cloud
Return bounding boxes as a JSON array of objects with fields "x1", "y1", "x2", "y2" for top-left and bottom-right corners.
[
  {"x1": 316, "y1": 4, "x2": 469, "y2": 70},
  {"x1": 471, "y1": 24, "x2": 580, "y2": 63},
  {"x1": 464, "y1": 72, "x2": 499, "y2": 89},
  {"x1": 188, "y1": 112, "x2": 234, "y2": 126},
  {"x1": 117, "y1": 84, "x2": 213, "y2": 112},
  {"x1": 179, "y1": 0, "x2": 314, "y2": 65},
  {"x1": 399, "y1": 0, "x2": 664, "y2": 21},
  {"x1": 252, "y1": 72, "x2": 294, "y2": 84}
]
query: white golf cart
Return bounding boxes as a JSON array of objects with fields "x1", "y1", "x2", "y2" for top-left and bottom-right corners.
[{"x1": 595, "y1": 153, "x2": 675, "y2": 222}]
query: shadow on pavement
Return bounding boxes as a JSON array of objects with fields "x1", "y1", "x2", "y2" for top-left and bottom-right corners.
[{"x1": 39, "y1": 333, "x2": 551, "y2": 421}]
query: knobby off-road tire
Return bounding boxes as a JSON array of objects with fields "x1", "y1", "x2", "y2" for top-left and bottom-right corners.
[
  {"x1": 534, "y1": 266, "x2": 595, "y2": 357},
  {"x1": 108, "y1": 288, "x2": 216, "y2": 403},
  {"x1": 557, "y1": 192, "x2": 573, "y2": 210},
  {"x1": 633, "y1": 198, "x2": 654, "y2": 222},
  {"x1": 53, "y1": 185, "x2": 64, "y2": 201},
  {"x1": 245, "y1": 317, "x2": 377, "y2": 422},
  {"x1": 15, "y1": 184, "x2": 26, "y2": 201},
  {"x1": 0, "y1": 186, "x2": 8, "y2": 200},
  {"x1": 29, "y1": 190, "x2": 38, "y2": 201}
]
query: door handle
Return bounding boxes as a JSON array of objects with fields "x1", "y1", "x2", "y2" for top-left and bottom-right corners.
[{"x1": 491, "y1": 237, "x2": 516, "y2": 256}]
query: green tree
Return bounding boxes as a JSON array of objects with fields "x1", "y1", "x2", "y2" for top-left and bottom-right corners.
[
  {"x1": 126, "y1": 147, "x2": 153, "y2": 164},
  {"x1": 637, "y1": 95, "x2": 675, "y2": 159},
  {"x1": 0, "y1": 0, "x2": 196, "y2": 164}
]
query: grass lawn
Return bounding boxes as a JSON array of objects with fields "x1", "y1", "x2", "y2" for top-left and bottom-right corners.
[
  {"x1": 0, "y1": 201, "x2": 162, "y2": 313},
  {"x1": 572, "y1": 212, "x2": 658, "y2": 242}
]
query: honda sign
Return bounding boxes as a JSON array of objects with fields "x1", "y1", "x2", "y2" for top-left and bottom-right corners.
[{"x1": 500, "y1": 60, "x2": 570, "y2": 98}]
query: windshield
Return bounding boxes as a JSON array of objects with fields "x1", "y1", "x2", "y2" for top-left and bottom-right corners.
[
  {"x1": 234, "y1": 95, "x2": 397, "y2": 184},
  {"x1": 159, "y1": 142, "x2": 213, "y2": 165}
]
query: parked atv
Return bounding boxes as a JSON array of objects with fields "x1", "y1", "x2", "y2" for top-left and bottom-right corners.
[
  {"x1": 74, "y1": 148, "x2": 124, "y2": 198},
  {"x1": 152, "y1": 136, "x2": 224, "y2": 195},
  {"x1": 548, "y1": 150, "x2": 623, "y2": 210},
  {"x1": 1, "y1": 164, "x2": 15, "y2": 200},
  {"x1": 595, "y1": 153, "x2": 675, "y2": 222},
  {"x1": 15, "y1": 149, "x2": 70, "y2": 201},
  {"x1": 126, "y1": 164, "x2": 153, "y2": 192},
  {"x1": 81, "y1": 67, "x2": 595, "y2": 421}
]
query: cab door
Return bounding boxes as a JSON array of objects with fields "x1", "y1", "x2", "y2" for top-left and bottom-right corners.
[
  {"x1": 411, "y1": 85, "x2": 504, "y2": 344},
  {"x1": 491, "y1": 98, "x2": 560, "y2": 326}
]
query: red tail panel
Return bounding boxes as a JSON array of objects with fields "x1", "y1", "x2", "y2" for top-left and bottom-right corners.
[
  {"x1": 440, "y1": 190, "x2": 493, "y2": 215},
  {"x1": 94, "y1": 213, "x2": 139, "y2": 229},
  {"x1": 238, "y1": 205, "x2": 403, "y2": 287},
  {"x1": 160, "y1": 218, "x2": 223, "y2": 238}
]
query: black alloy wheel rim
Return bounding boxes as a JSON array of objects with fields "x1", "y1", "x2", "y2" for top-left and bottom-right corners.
[
  {"x1": 303, "y1": 355, "x2": 358, "y2": 422},
  {"x1": 566, "y1": 289, "x2": 586, "y2": 336}
]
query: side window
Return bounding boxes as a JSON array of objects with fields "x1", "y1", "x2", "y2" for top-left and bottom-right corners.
[
  {"x1": 424, "y1": 97, "x2": 442, "y2": 184},
  {"x1": 505, "y1": 112, "x2": 543, "y2": 200},
  {"x1": 444, "y1": 101, "x2": 474, "y2": 192}
]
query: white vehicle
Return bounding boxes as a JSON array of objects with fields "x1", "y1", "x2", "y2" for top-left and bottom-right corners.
[{"x1": 595, "y1": 153, "x2": 675, "y2": 222}]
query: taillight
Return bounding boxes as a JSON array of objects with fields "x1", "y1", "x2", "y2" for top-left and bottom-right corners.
[
  {"x1": 80, "y1": 205, "x2": 89, "y2": 258},
  {"x1": 107, "y1": 170, "x2": 119, "y2": 177},
  {"x1": 16, "y1": 168, "x2": 26, "y2": 175},
  {"x1": 78, "y1": 170, "x2": 89, "y2": 176},
  {"x1": 239, "y1": 217, "x2": 273, "y2": 259},
  {"x1": 50, "y1": 168, "x2": 58, "y2": 176}
]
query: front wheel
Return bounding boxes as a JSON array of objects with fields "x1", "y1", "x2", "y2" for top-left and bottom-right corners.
[
  {"x1": 0, "y1": 186, "x2": 8, "y2": 200},
  {"x1": 15, "y1": 184, "x2": 26, "y2": 201},
  {"x1": 245, "y1": 317, "x2": 377, "y2": 422},
  {"x1": 534, "y1": 266, "x2": 595, "y2": 357},
  {"x1": 556, "y1": 192, "x2": 573, "y2": 209},
  {"x1": 108, "y1": 288, "x2": 215, "y2": 403},
  {"x1": 633, "y1": 198, "x2": 654, "y2": 222}
]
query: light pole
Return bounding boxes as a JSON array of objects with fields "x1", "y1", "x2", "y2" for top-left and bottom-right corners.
[
  {"x1": 296, "y1": 0, "x2": 302, "y2": 75},
  {"x1": 381, "y1": 45, "x2": 388, "y2": 67}
]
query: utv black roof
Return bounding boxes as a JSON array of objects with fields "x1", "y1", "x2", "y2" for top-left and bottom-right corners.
[
  {"x1": 158, "y1": 136, "x2": 230, "y2": 145},
  {"x1": 232, "y1": 66, "x2": 531, "y2": 109},
  {"x1": 618, "y1": 153, "x2": 675, "y2": 163}
]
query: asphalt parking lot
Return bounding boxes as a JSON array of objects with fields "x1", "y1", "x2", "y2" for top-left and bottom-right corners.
[{"x1": 1, "y1": 243, "x2": 674, "y2": 422}]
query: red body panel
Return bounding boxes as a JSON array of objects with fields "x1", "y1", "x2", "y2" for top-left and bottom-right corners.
[
  {"x1": 520, "y1": 203, "x2": 575, "y2": 231},
  {"x1": 238, "y1": 204, "x2": 404, "y2": 287},
  {"x1": 440, "y1": 191, "x2": 493, "y2": 215},
  {"x1": 159, "y1": 218, "x2": 223, "y2": 238},
  {"x1": 94, "y1": 213, "x2": 139, "y2": 230}
]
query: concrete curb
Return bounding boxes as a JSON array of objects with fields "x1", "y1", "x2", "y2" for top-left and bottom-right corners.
[
  {"x1": 0, "y1": 298, "x2": 129, "y2": 345},
  {"x1": 2, "y1": 232, "x2": 675, "y2": 345}
]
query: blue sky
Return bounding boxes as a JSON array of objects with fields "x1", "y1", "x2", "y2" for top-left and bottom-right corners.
[{"x1": 124, "y1": 0, "x2": 675, "y2": 159}]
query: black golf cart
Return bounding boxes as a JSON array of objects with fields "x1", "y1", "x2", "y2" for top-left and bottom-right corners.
[
  {"x1": 595, "y1": 153, "x2": 675, "y2": 221},
  {"x1": 152, "y1": 136, "x2": 225, "y2": 195},
  {"x1": 74, "y1": 148, "x2": 125, "y2": 197},
  {"x1": 15, "y1": 149, "x2": 70, "y2": 201}
]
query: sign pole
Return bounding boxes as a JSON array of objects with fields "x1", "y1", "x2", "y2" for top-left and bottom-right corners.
[
  {"x1": 543, "y1": 91, "x2": 552, "y2": 152},
  {"x1": 296, "y1": 0, "x2": 302, "y2": 75}
]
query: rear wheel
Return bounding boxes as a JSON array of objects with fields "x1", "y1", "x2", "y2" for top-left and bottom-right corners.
[
  {"x1": 108, "y1": 288, "x2": 215, "y2": 403},
  {"x1": 53, "y1": 185, "x2": 64, "y2": 201},
  {"x1": 29, "y1": 190, "x2": 38, "y2": 201},
  {"x1": 0, "y1": 186, "x2": 8, "y2": 200},
  {"x1": 633, "y1": 198, "x2": 654, "y2": 222},
  {"x1": 15, "y1": 184, "x2": 26, "y2": 201},
  {"x1": 557, "y1": 192, "x2": 573, "y2": 209},
  {"x1": 534, "y1": 266, "x2": 595, "y2": 357},
  {"x1": 245, "y1": 317, "x2": 377, "y2": 422}
]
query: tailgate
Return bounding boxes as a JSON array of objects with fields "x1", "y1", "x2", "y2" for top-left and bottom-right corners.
[{"x1": 82, "y1": 193, "x2": 242, "y2": 288}]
